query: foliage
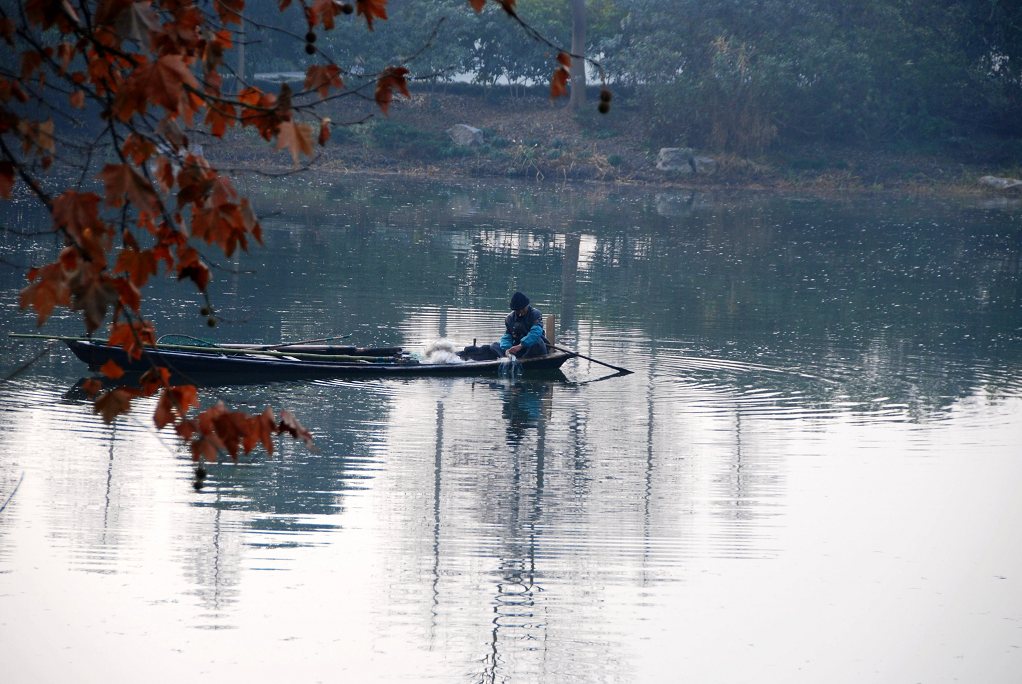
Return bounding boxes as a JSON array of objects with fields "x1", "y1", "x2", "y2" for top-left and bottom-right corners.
[
  {"x1": 612, "y1": 0, "x2": 1022, "y2": 151},
  {"x1": 0, "y1": 0, "x2": 594, "y2": 470}
]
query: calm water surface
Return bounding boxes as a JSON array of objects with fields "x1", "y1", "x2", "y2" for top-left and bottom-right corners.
[{"x1": 1, "y1": 178, "x2": 1021, "y2": 682}]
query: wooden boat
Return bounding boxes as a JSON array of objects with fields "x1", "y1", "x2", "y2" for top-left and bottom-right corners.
[{"x1": 49, "y1": 336, "x2": 574, "y2": 380}]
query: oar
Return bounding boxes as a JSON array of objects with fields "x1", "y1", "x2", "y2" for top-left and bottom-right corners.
[
  {"x1": 551, "y1": 344, "x2": 633, "y2": 375},
  {"x1": 256, "y1": 334, "x2": 352, "y2": 351}
]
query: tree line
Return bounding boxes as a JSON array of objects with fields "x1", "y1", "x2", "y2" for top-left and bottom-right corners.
[{"x1": 239, "y1": 0, "x2": 1022, "y2": 154}]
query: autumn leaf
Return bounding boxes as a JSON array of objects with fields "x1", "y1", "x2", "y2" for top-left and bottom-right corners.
[
  {"x1": 99, "y1": 163, "x2": 158, "y2": 210},
  {"x1": 155, "y1": 157, "x2": 175, "y2": 192},
  {"x1": 111, "y1": 276, "x2": 141, "y2": 313},
  {"x1": 176, "y1": 246, "x2": 211, "y2": 291},
  {"x1": 248, "y1": 407, "x2": 276, "y2": 456},
  {"x1": 113, "y1": 244, "x2": 158, "y2": 287},
  {"x1": 374, "y1": 66, "x2": 410, "y2": 115},
  {"x1": 318, "y1": 118, "x2": 331, "y2": 146},
  {"x1": 121, "y1": 134, "x2": 156, "y2": 165},
  {"x1": 468, "y1": 0, "x2": 485, "y2": 12},
  {"x1": 20, "y1": 50, "x2": 44, "y2": 82},
  {"x1": 311, "y1": 0, "x2": 346, "y2": 30},
  {"x1": 108, "y1": 320, "x2": 155, "y2": 360},
  {"x1": 115, "y1": 54, "x2": 199, "y2": 120},
  {"x1": 70, "y1": 90, "x2": 85, "y2": 108},
  {"x1": 550, "y1": 65, "x2": 570, "y2": 99},
  {"x1": 108, "y1": 0, "x2": 160, "y2": 44},
  {"x1": 0, "y1": 161, "x2": 14, "y2": 198},
  {"x1": 52, "y1": 190, "x2": 101, "y2": 236},
  {"x1": 69, "y1": 264, "x2": 119, "y2": 332},
  {"x1": 81, "y1": 378, "x2": 103, "y2": 398},
  {"x1": 214, "y1": 0, "x2": 246, "y2": 25},
  {"x1": 94, "y1": 388, "x2": 134, "y2": 424},
  {"x1": 154, "y1": 385, "x2": 198, "y2": 430},
  {"x1": 139, "y1": 367, "x2": 171, "y2": 395},
  {"x1": 277, "y1": 410, "x2": 315, "y2": 449},
  {"x1": 305, "y1": 64, "x2": 343, "y2": 100},
  {"x1": 356, "y1": 0, "x2": 388, "y2": 29},
  {"x1": 17, "y1": 119, "x2": 55, "y2": 156},
  {"x1": 19, "y1": 261, "x2": 71, "y2": 327},
  {"x1": 99, "y1": 359, "x2": 125, "y2": 380},
  {"x1": 275, "y1": 120, "x2": 315, "y2": 165},
  {"x1": 557, "y1": 51, "x2": 572, "y2": 68},
  {"x1": 205, "y1": 102, "x2": 236, "y2": 137},
  {"x1": 497, "y1": 0, "x2": 516, "y2": 15}
]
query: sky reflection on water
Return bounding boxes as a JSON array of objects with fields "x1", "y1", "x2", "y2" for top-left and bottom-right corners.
[{"x1": 1, "y1": 179, "x2": 1020, "y2": 682}]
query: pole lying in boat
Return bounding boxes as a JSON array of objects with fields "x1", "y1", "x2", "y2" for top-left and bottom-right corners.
[
  {"x1": 257, "y1": 334, "x2": 352, "y2": 351},
  {"x1": 550, "y1": 344, "x2": 633, "y2": 375}
]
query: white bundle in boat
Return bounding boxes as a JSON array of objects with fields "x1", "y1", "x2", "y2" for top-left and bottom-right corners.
[{"x1": 421, "y1": 339, "x2": 466, "y2": 365}]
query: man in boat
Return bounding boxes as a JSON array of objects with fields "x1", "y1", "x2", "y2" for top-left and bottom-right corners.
[{"x1": 492, "y1": 291, "x2": 548, "y2": 358}]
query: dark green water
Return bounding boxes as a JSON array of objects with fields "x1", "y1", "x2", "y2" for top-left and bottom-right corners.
[{"x1": 1, "y1": 177, "x2": 1020, "y2": 682}]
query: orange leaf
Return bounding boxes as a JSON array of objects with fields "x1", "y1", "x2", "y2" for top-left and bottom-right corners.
[
  {"x1": 176, "y1": 247, "x2": 210, "y2": 291},
  {"x1": 139, "y1": 367, "x2": 171, "y2": 396},
  {"x1": 70, "y1": 90, "x2": 85, "y2": 108},
  {"x1": 108, "y1": 320, "x2": 155, "y2": 360},
  {"x1": 99, "y1": 163, "x2": 158, "y2": 210},
  {"x1": 19, "y1": 261, "x2": 71, "y2": 327},
  {"x1": 356, "y1": 0, "x2": 388, "y2": 29},
  {"x1": 468, "y1": 0, "x2": 485, "y2": 12},
  {"x1": 115, "y1": 54, "x2": 199, "y2": 120},
  {"x1": 111, "y1": 276, "x2": 141, "y2": 313},
  {"x1": 99, "y1": 359, "x2": 125, "y2": 380},
  {"x1": 155, "y1": 157, "x2": 175, "y2": 192},
  {"x1": 305, "y1": 64, "x2": 343, "y2": 100},
  {"x1": 121, "y1": 134, "x2": 156, "y2": 165},
  {"x1": 114, "y1": 244, "x2": 158, "y2": 286},
  {"x1": 318, "y1": 118, "x2": 331, "y2": 146},
  {"x1": 17, "y1": 119, "x2": 55, "y2": 156},
  {"x1": 275, "y1": 120, "x2": 315, "y2": 165},
  {"x1": 374, "y1": 66, "x2": 410, "y2": 115},
  {"x1": 557, "y1": 51, "x2": 572, "y2": 68},
  {"x1": 277, "y1": 410, "x2": 315, "y2": 449},
  {"x1": 94, "y1": 388, "x2": 134, "y2": 424},
  {"x1": 550, "y1": 65, "x2": 569, "y2": 99},
  {"x1": 215, "y1": 0, "x2": 245, "y2": 25},
  {"x1": 497, "y1": 0, "x2": 516, "y2": 15},
  {"x1": 154, "y1": 385, "x2": 198, "y2": 429},
  {"x1": 81, "y1": 378, "x2": 103, "y2": 398},
  {"x1": 311, "y1": 0, "x2": 346, "y2": 29},
  {"x1": 69, "y1": 265, "x2": 118, "y2": 332},
  {"x1": 205, "y1": 102, "x2": 236, "y2": 137},
  {"x1": 52, "y1": 190, "x2": 101, "y2": 235},
  {"x1": 0, "y1": 161, "x2": 14, "y2": 198}
]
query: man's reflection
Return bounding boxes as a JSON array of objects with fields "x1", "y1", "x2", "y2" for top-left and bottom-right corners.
[{"x1": 495, "y1": 380, "x2": 552, "y2": 446}]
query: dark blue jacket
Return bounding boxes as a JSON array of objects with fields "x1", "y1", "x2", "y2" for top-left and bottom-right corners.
[{"x1": 499, "y1": 306, "x2": 545, "y2": 351}]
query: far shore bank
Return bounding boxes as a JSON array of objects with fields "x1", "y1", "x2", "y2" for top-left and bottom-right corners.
[{"x1": 201, "y1": 92, "x2": 1021, "y2": 203}]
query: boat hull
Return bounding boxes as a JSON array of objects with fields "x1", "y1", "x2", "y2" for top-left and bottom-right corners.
[{"x1": 65, "y1": 340, "x2": 573, "y2": 381}]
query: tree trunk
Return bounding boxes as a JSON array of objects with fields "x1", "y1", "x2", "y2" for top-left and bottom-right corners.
[{"x1": 569, "y1": 0, "x2": 587, "y2": 111}]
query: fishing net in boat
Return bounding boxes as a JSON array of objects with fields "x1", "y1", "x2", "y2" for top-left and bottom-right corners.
[{"x1": 420, "y1": 339, "x2": 466, "y2": 365}]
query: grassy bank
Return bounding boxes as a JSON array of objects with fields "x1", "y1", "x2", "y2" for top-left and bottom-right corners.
[{"x1": 205, "y1": 89, "x2": 1022, "y2": 198}]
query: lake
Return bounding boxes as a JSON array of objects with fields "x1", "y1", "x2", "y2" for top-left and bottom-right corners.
[{"x1": 1, "y1": 177, "x2": 1021, "y2": 682}]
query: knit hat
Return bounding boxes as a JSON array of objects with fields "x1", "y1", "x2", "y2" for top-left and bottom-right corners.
[{"x1": 509, "y1": 292, "x2": 529, "y2": 310}]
